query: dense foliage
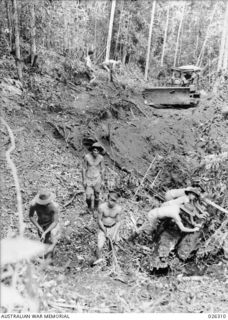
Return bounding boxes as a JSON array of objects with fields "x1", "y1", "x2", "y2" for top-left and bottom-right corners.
[{"x1": 0, "y1": 0, "x2": 227, "y2": 83}]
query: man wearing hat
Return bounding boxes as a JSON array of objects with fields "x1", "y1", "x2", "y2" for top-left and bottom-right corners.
[
  {"x1": 93, "y1": 191, "x2": 122, "y2": 265},
  {"x1": 82, "y1": 142, "x2": 105, "y2": 214},
  {"x1": 29, "y1": 190, "x2": 60, "y2": 255},
  {"x1": 129, "y1": 188, "x2": 207, "y2": 242}
]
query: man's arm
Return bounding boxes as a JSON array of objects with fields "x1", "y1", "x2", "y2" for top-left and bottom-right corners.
[
  {"x1": 97, "y1": 206, "x2": 106, "y2": 235},
  {"x1": 40, "y1": 205, "x2": 59, "y2": 240},
  {"x1": 100, "y1": 156, "x2": 105, "y2": 182},
  {"x1": 81, "y1": 156, "x2": 88, "y2": 187},
  {"x1": 29, "y1": 205, "x2": 43, "y2": 233},
  {"x1": 112, "y1": 208, "x2": 122, "y2": 240},
  {"x1": 102, "y1": 61, "x2": 110, "y2": 73},
  {"x1": 174, "y1": 216, "x2": 199, "y2": 233}
]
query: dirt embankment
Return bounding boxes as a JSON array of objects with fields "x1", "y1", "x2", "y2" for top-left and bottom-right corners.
[
  {"x1": 1, "y1": 75, "x2": 228, "y2": 313},
  {"x1": 32, "y1": 75, "x2": 228, "y2": 195}
]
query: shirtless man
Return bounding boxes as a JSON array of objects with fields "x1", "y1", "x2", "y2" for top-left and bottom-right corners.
[
  {"x1": 82, "y1": 142, "x2": 105, "y2": 213},
  {"x1": 94, "y1": 192, "x2": 122, "y2": 265},
  {"x1": 29, "y1": 190, "x2": 61, "y2": 256},
  {"x1": 102, "y1": 59, "x2": 121, "y2": 82},
  {"x1": 165, "y1": 183, "x2": 206, "y2": 201},
  {"x1": 129, "y1": 190, "x2": 203, "y2": 242},
  {"x1": 85, "y1": 50, "x2": 96, "y2": 84}
]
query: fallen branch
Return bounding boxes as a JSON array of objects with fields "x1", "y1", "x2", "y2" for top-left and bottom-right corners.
[
  {"x1": 150, "y1": 169, "x2": 162, "y2": 189},
  {"x1": 134, "y1": 156, "x2": 156, "y2": 197},
  {"x1": 178, "y1": 276, "x2": 210, "y2": 281},
  {"x1": 204, "y1": 198, "x2": 228, "y2": 215},
  {"x1": 1, "y1": 117, "x2": 25, "y2": 235},
  {"x1": 122, "y1": 99, "x2": 149, "y2": 118},
  {"x1": 63, "y1": 190, "x2": 84, "y2": 208},
  {"x1": 107, "y1": 236, "x2": 120, "y2": 273},
  {"x1": 48, "y1": 302, "x2": 77, "y2": 310},
  {"x1": 204, "y1": 217, "x2": 228, "y2": 248}
]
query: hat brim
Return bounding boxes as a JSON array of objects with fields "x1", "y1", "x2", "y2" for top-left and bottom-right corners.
[
  {"x1": 35, "y1": 193, "x2": 55, "y2": 205},
  {"x1": 185, "y1": 190, "x2": 200, "y2": 197},
  {"x1": 90, "y1": 144, "x2": 104, "y2": 152}
]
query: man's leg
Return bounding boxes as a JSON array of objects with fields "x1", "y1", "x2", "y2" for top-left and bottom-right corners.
[
  {"x1": 85, "y1": 185, "x2": 93, "y2": 213},
  {"x1": 94, "y1": 230, "x2": 106, "y2": 264},
  {"x1": 94, "y1": 191, "x2": 100, "y2": 210},
  {"x1": 48, "y1": 223, "x2": 61, "y2": 256},
  {"x1": 94, "y1": 180, "x2": 102, "y2": 210}
]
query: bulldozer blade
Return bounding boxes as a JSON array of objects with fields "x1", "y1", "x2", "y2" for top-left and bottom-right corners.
[{"x1": 143, "y1": 87, "x2": 200, "y2": 108}]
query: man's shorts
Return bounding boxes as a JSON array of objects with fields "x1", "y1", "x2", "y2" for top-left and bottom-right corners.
[
  {"x1": 38, "y1": 223, "x2": 61, "y2": 244},
  {"x1": 86, "y1": 175, "x2": 102, "y2": 198},
  {"x1": 98, "y1": 223, "x2": 120, "y2": 248}
]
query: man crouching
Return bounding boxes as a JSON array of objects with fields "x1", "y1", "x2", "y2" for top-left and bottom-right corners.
[
  {"x1": 93, "y1": 192, "x2": 122, "y2": 265},
  {"x1": 29, "y1": 190, "x2": 61, "y2": 258}
]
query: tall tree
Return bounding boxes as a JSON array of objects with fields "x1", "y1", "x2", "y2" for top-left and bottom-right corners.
[
  {"x1": 114, "y1": 0, "x2": 124, "y2": 60},
  {"x1": 173, "y1": 2, "x2": 185, "y2": 67},
  {"x1": 30, "y1": 1, "x2": 36, "y2": 66},
  {"x1": 4, "y1": 0, "x2": 13, "y2": 51},
  {"x1": 217, "y1": 1, "x2": 228, "y2": 72},
  {"x1": 145, "y1": 0, "x2": 156, "y2": 81},
  {"x1": 11, "y1": 0, "x2": 22, "y2": 80},
  {"x1": 196, "y1": 2, "x2": 218, "y2": 67},
  {"x1": 160, "y1": 2, "x2": 170, "y2": 67},
  {"x1": 105, "y1": 0, "x2": 116, "y2": 61}
]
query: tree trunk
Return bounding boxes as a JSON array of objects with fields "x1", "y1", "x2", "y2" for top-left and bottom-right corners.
[
  {"x1": 114, "y1": 0, "x2": 124, "y2": 60},
  {"x1": 173, "y1": 2, "x2": 185, "y2": 68},
  {"x1": 94, "y1": 14, "x2": 97, "y2": 59},
  {"x1": 197, "y1": 3, "x2": 218, "y2": 67},
  {"x1": 145, "y1": 0, "x2": 156, "y2": 81},
  {"x1": 5, "y1": 0, "x2": 13, "y2": 51},
  {"x1": 122, "y1": 13, "x2": 130, "y2": 64},
  {"x1": 223, "y1": 26, "x2": 228, "y2": 71},
  {"x1": 30, "y1": 1, "x2": 36, "y2": 66},
  {"x1": 11, "y1": 0, "x2": 22, "y2": 81},
  {"x1": 160, "y1": 3, "x2": 169, "y2": 67},
  {"x1": 217, "y1": 1, "x2": 228, "y2": 72},
  {"x1": 62, "y1": 0, "x2": 68, "y2": 51},
  {"x1": 105, "y1": 0, "x2": 116, "y2": 61}
]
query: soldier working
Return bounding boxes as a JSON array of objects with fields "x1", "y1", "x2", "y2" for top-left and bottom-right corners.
[{"x1": 82, "y1": 142, "x2": 105, "y2": 214}]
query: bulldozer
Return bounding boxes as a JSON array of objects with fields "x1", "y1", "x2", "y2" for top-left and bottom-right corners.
[{"x1": 143, "y1": 65, "x2": 201, "y2": 108}]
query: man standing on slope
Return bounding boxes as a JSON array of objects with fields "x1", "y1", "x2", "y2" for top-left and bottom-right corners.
[
  {"x1": 93, "y1": 191, "x2": 122, "y2": 265},
  {"x1": 82, "y1": 142, "x2": 105, "y2": 214}
]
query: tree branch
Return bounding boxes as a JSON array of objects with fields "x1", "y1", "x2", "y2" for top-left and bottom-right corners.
[{"x1": 1, "y1": 117, "x2": 25, "y2": 236}]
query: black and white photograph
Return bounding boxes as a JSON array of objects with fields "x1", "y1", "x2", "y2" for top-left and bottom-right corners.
[{"x1": 1, "y1": 0, "x2": 228, "y2": 314}]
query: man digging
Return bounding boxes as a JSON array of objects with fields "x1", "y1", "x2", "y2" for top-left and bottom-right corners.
[
  {"x1": 29, "y1": 190, "x2": 61, "y2": 259},
  {"x1": 93, "y1": 192, "x2": 122, "y2": 265},
  {"x1": 82, "y1": 142, "x2": 105, "y2": 215},
  {"x1": 129, "y1": 189, "x2": 206, "y2": 242}
]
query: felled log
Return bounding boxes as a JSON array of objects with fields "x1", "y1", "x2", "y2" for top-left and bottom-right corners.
[{"x1": 203, "y1": 198, "x2": 228, "y2": 215}]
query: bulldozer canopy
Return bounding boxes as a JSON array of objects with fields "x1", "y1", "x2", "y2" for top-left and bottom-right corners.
[{"x1": 171, "y1": 65, "x2": 201, "y2": 73}]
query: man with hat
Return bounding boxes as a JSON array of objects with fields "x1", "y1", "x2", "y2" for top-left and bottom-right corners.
[
  {"x1": 82, "y1": 142, "x2": 105, "y2": 214},
  {"x1": 129, "y1": 188, "x2": 207, "y2": 242},
  {"x1": 93, "y1": 191, "x2": 122, "y2": 265},
  {"x1": 181, "y1": 188, "x2": 208, "y2": 220},
  {"x1": 29, "y1": 190, "x2": 60, "y2": 256}
]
